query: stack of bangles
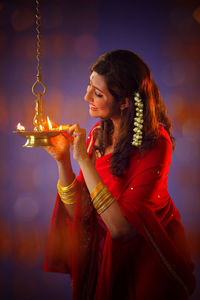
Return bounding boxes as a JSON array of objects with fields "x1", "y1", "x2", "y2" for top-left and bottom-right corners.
[
  {"x1": 57, "y1": 175, "x2": 77, "y2": 205},
  {"x1": 90, "y1": 181, "x2": 115, "y2": 215},
  {"x1": 57, "y1": 177, "x2": 115, "y2": 214}
]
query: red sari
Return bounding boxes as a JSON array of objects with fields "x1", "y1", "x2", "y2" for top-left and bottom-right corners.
[{"x1": 43, "y1": 122, "x2": 196, "y2": 299}]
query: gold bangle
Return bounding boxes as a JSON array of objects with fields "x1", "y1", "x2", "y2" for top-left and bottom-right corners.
[
  {"x1": 93, "y1": 193, "x2": 112, "y2": 211},
  {"x1": 94, "y1": 194, "x2": 114, "y2": 214},
  {"x1": 93, "y1": 189, "x2": 110, "y2": 208},
  {"x1": 58, "y1": 193, "x2": 76, "y2": 200},
  {"x1": 90, "y1": 182, "x2": 115, "y2": 214},
  {"x1": 91, "y1": 184, "x2": 107, "y2": 204},
  {"x1": 97, "y1": 197, "x2": 115, "y2": 214},
  {"x1": 60, "y1": 197, "x2": 75, "y2": 205},
  {"x1": 58, "y1": 190, "x2": 76, "y2": 205},
  {"x1": 57, "y1": 186, "x2": 77, "y2": 196},
  {"x1": 90, "y1": 181, "x2": 104, "y2": 200},
  {"x1": 92, "y1": 185, "x2": 109, "y2": 205},
  {"x1": 92, "y1": 185, "x2": 110, "y2": 203},
  {"x1": 57, "y1": 175, "x2": 77, "y2": 205},
  {"x1": 57, "y1": 175, "x2": 77, "y2": 192}
]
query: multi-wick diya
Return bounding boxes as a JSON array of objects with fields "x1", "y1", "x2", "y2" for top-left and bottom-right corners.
[{"x1": 13, "y1": 0, "x2": 71, "y2": 148}]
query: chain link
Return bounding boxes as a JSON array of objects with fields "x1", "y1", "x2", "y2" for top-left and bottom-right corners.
[
  {"x1": 36, "y1": 0, "x2": 41, "y2": 81},
  {"x1": 32, "y1": 0, "x2": 46, "y2": 96}
]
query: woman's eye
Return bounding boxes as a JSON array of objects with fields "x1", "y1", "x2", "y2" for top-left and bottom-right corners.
[{"x1": 95, "y1": 91, "x2": 103, "y2": 97}]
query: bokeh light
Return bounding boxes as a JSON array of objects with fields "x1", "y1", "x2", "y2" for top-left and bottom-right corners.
[
  {"x1": 162, "y1": 62, "x2": 186, "y2": 87},
  {"x1": 11, "y1": 8, "x2": 34, "y2": 32},
  {"x1": 193, "y1": 6, "x2": 200, "y2": 24},
  {"x1": 74, "y1": 33, "x2": 98, "y2": 59},
  {"x1": 0, "y1": 30, "x2": 7, "y2": 53}
]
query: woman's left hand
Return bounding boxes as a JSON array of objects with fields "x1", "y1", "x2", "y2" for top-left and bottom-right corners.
[{"x1": 69, "y1": 123, "x2": 89, "y2": 163}]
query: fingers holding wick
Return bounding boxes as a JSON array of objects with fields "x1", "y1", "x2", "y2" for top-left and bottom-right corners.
[
  {"x1": 68, "y1": 123, "x2": 87, "y2": 143},
  {"x1": 57, "y1": 124, "x2": 72, "y2": 141},
  {"x1": 45, "y1": 123, "x2": 88, "y2": 163},
  {"x1": 68, "y1": 123, "x2": 81, "y2": 137},
  {"x1": 68, "y1": 124, "x2": 88, "y2": 162},
  {"x1": 45, "y1": 124, "x2": 72, "y2": 151},
  {"x1": 44, "y1": 123, "x2": 75, "y2": 162}
]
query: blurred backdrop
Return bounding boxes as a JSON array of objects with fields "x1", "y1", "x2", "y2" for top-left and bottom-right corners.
[{"x1": 0, "y1": 0, "x2": 200, "y2": 299}]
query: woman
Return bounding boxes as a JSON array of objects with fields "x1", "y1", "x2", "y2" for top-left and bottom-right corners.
[{"x1": 43, "y1": 50, "x2": 196, "y2": 299}]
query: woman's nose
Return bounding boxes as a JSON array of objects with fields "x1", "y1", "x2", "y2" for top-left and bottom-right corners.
[{"x1": 84, "y1": 86, "x2": 93, "y2": 102}]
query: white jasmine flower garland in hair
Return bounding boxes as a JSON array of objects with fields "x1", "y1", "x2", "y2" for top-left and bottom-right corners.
[{"x1": 132, "y1": 92, "x2": 143, "y2": 146}]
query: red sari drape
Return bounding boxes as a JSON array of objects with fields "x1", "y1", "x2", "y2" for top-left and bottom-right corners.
[{"x1": 43, "y1": 122, "x2": 196, "y2": 299}]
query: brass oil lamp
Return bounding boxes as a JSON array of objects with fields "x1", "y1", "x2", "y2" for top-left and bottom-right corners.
[{"x1": 13, "y1": 0, "x2": 70, "y2": 147}]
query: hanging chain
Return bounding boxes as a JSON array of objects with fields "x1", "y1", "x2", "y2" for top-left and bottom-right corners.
[
  {"x1": 32, "y1": 0, "x2": 46, "y2": 96},
  {"x1": 36, "y1": 0, "x2": 42, "y2": 82}
]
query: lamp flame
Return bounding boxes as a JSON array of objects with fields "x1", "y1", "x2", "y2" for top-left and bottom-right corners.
[
  {"x1": 17, "y1": 123, "x2": 25, "y2": 131},
  {"x1": 59, "y1": 125, "x2": 62, "y2": 131},
  {"x1": 47, "y1": 116, "x2": 53, "y2": 130},
  {"x1": 39, "y1": 124, "x2": 44, "y2": 131}
]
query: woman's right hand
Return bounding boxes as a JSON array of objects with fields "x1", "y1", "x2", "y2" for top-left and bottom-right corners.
[{"x1": 44, "y1": 123, "x2": 73, "y2": 163}]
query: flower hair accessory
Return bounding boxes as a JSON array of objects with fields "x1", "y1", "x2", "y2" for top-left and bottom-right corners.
[{"x1": 132, "y1": 92, "x2": 143, "y2": 147}]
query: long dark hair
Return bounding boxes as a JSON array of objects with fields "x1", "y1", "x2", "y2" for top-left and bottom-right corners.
[{"x1": 91, "y1": 49, "x2": 175, "y2": 177}]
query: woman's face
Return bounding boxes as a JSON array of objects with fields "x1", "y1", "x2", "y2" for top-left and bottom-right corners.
[{"x1": 84, "y1": 71, "x2": 118, "y2": 119}]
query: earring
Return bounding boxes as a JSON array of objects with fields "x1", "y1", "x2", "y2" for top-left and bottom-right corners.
[{"x1": 131, "y1": 92, "x2": 143, "y2": 147}]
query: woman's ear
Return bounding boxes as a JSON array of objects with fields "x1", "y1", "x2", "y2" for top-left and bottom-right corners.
[{"x1": 120, "y1": 97, "x2": 129, "y2": 111}]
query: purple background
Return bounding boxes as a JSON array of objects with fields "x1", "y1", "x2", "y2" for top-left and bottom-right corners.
[{"x1": 0, "y1": 0, "x2": 200, "y2": 298}]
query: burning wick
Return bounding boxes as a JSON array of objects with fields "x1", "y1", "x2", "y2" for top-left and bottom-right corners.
[
  {"x1": 17, "y1": 123, "x2": 25, "y2": 131},
  {"x1": 46, "y1": 117, "x2": 70, "y2": 131},
  {"x1": 16, "y1": 118, "x2": 71, "y2": 133},
  {"x1": 60, "y1": 125, "x2": 71, "y2": 130},
  {"x1": 47, "y1": 116, "x2": 53, "y2": 130},
  {"x1": 39, "y1": 124, "x2": 44, "y2": 131}
]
